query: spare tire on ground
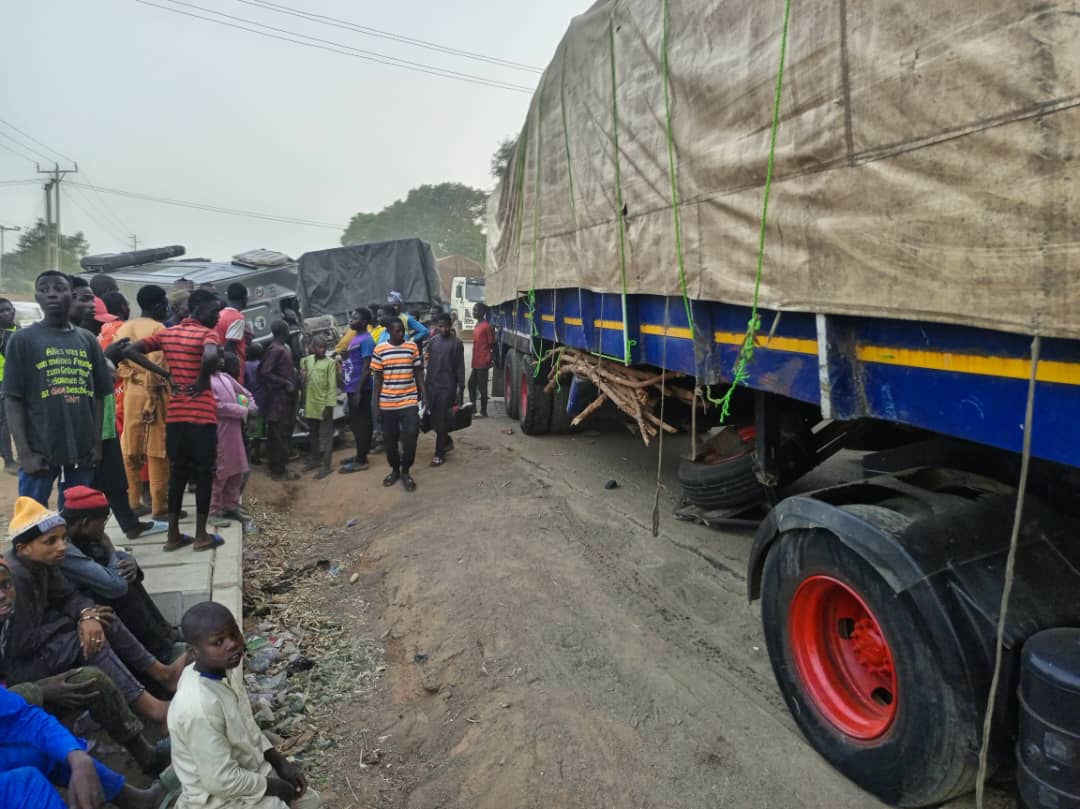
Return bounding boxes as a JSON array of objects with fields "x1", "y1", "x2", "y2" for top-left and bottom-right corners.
[{"x1": 677, "y1": 427, "x2": 763, "y2": 511}]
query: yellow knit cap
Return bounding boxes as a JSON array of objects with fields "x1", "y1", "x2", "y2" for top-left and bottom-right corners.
[{"x1": 8, "y1": 497, "x2": 65, "y2": 545}]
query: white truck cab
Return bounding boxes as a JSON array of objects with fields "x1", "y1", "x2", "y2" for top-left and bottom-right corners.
[{"x1": 449, "y1": 276, "x2": 485, "y2": 336}]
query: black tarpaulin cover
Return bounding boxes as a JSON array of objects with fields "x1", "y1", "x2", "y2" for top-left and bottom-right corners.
[{"x1": 298, "y1": 239, "x2": 444, "y2": 318}]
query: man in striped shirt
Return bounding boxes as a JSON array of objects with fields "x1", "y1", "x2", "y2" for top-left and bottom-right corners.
[
  {"x1": 371, "y1": 318, "x2": 426, "y2": 492},
  {"x1": 123, "y1": 289, "x2": 224, "y2": 552}
]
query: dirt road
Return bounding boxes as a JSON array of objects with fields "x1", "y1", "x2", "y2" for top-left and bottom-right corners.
[{"x1": 249, "y1": 398, "x2": 987, "y2": 809}]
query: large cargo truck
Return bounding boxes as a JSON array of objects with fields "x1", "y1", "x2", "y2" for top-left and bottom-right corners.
[{"x1": 485, "y1": 1, "x2": 1080, "y2": 805}]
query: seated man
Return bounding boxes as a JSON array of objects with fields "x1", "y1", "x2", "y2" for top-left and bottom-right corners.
[
  {"x1": 170, "y1": 602, "x2": 322, "y2": 809},
  {"x1": 0, "y1": 559, "x2": 169, "y2": 775},
  {"x1": 58, "y1": 485, "x2": 178, "y2": 663},
  {"x1": 0, "y1": 684, "x2": 163, "y2": 809},
  {"x1": 4, "y1": 496, "x2": 187, "y2": 724}
]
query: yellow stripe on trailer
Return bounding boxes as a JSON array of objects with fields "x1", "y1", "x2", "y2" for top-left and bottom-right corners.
[
  {"x1": 594, "y1": 319, "x2": 625, "y2": 331},
  {"x1": 713, "y1": 330, "x2": 817, "y2": 356},
  {"x1": 857, "y1": 345, "x2": 1080, "y2": 387}
]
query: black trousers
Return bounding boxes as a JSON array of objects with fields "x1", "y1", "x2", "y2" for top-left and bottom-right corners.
[
  {"x1": 165, "y1": 422, "x2": 217, "y2": 517},
  {"x1": 0, "y1": 394, "x2": 11, "y2": 463},
  {"x1": 104, "y1": 573, "x2": 177, "y2": 663},
  {"x1": 381, "y1": 406, "x2": 418, "y2": 473},
  {"x1": 349, "y1": 388, "x2": 373, "y2": 462},
  {"x1": 92, "y1": 437, "x2": 139, "y2": 534},
  {"x1": 267, "y1": 420, "x2": 291, "y2": 475},
  {"x1": 468, "y1": 367, "x2": 490, "y2": 413},
  {"x1": 429, "y1": 388, "x2": 455, "y2": 456}
]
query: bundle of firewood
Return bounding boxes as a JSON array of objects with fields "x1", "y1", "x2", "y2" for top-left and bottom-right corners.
[{"x1": 544, "y1": 348, "x2": 693, "y2": 445}]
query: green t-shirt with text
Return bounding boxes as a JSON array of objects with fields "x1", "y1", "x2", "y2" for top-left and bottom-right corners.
[{"x1": 1, "y1": 323, "x2": 110, "y2": 466}]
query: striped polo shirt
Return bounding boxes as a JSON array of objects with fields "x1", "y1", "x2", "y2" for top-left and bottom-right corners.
[
  {"x1": 371, "y1": 340, "x2": 421, "y2": 410},
  {"x1": 138, "y1": 319, "x2": 223, "y2": 424}
]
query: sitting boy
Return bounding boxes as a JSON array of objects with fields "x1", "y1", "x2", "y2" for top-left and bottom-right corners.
[
  {"x1": 0, "y1": 684, "x2": 163, "y2": 809},
  {"x1": 170, "y1": 601, "x2": 321, "y2": 808},
  {"x1": 0, "y1": 559, "x2": 170, "y2": 775},
  {"x1": 4, "y1": 496, "x2": 187, "y2": 724},
  {"x1": 58, "y1": 485, "x2": 178, "y2": 662}
]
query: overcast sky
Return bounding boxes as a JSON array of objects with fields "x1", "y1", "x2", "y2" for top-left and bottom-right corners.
[{"x1": 0, "y1": 0, "x2": 584, "y2": 264}]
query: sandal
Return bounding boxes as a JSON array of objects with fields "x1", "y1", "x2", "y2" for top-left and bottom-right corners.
[
  {"x1": 340, "y1": 460, "x2": 369, "y2": 473},
  {"x1": 163, "y1": 534, "x2": 195, "y2": 552},
  {"x1": 402, "y1": 474, "x2": 417, "y2": 492},
  {"x1": 314, "y1": 467, "x2": 333, "y2": 480},
  {"x1": 430, "y1": 456, "x2": 444, "y2": 467},
  {"x1": 193, "y1": 534, "x2": 226, "y2": 552},
  {"x1": 383, "y1": 471, "x2": 400, "y2": 487}
]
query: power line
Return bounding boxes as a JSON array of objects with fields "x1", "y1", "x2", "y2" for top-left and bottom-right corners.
[
  {"x1": 68, "y1": 180, "x2": 346, "y2": 229},
  {"x1": 0, "y1": 120, "x2": 133, "y2": 236},
  {"x1": 0, "y1": 179, "x2": 40, "y2": 188},
  {"x1": 230, "y1": 0, "x2": 543, "y2": 74},
  {"x1": 157, "y1": 0, "x2": 536, "y2": 91},
  {"x1": 0, "y1": 130, "x2": 56, "y2": 165},
  {"x1": 0, "y1": 136, "x2": 40, "y2": 167},
  {"x1": 0, "y1": 118, "x2": 76, "y2": 164},
  {"x1": 63, "y1": 187, "x2": 130, "y2": 245},
  {"x1": 77, "y1": 170, "x2": 133, "y2": 235},
  {"x1": 135, "y1": 0, "x2": 535, "y2": 94}
]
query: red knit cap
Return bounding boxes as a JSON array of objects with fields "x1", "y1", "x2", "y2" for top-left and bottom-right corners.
[{"x1": 62, "y1": 486, "x2": 110, "y2": 513}]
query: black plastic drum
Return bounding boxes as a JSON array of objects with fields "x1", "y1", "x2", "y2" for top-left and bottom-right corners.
[{"x1": 1018, "y1": 628, "x2": 1080, "y2": 808}]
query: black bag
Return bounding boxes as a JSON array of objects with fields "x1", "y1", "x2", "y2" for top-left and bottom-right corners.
[{"x1": 451, "y1": 403, "x2": 473, "y2": 432}]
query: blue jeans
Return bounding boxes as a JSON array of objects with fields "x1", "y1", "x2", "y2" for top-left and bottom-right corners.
[
  {"x1": 0, "y1": 747, "x2": 124, "y2": 805},
  {"x1": 18, "y1": 465, "x2": 95, "y2": 511}
]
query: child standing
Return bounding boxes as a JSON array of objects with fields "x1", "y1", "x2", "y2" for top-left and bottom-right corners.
[
  {"x1": 244, "y1": 342, "x2": 265, "y2": 466},
  {"x1": 299, "y1": 336, "x2": 339, "y2": 480},
  {"x1": 170, "y1": 602, "x2": 321, "y2": 809},
  {"x1": 210, "y1": 355, "x2": 256, "y2": 521}
]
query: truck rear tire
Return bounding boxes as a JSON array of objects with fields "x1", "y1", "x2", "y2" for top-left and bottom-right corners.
[
  {"x1": 519, "y1": 354, "x2": 552, "y2": 435},
  {"x1": 760, "y1": 529, "x2": 979, "y2": 807},
  {"x1": 504, "y1": 350, "x2": 521, "y2": 420},
  {"x1": 548, "y1": 373, "x2": 574, "y2": 434}
]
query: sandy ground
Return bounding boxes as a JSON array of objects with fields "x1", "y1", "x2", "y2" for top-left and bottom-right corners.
[{"x1": 240, "y1": 390, "x2": 1016, "y2": 809}]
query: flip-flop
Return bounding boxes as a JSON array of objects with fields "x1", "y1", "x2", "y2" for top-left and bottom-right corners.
[
  {"x1": 137, "y1": 520, "x2": 169, "y2": 537},
  {"x1": 193, "y1": 534, "x2": 226, "y2": 552},
  {"x1": 430, "y1": 456, "x2": 444, "y2": 467},
  {"x1": 163, "y1": 534, "x2": 195, "y2": 552},
  {"x1": 340, "y1": 462, "x2": 369, "y2": 473}
]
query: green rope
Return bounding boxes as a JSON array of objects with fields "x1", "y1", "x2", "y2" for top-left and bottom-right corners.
[
  {"x1": 528, "y1": 81, "x2": 545, "y2": 373},
  {"x1": 707, "y1": 0, "x2": 793, "y2": 421},
  {"x1": 608, "y1": 11, "x2": 632, "y2": 366},
  {"x1": 559, "y1": 41, "x2": 578, "y2": 223},
  {"x1": 661, "y1": 0, "x2": 695, "y2": 341}
]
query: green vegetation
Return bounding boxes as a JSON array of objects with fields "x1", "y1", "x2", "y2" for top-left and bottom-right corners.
[
  {"x1": 0, "y1": 220, "x2": 89, "y2": 293},
  {"x1": 341, "y1": 182, "x2": 487, "y2": 263}
]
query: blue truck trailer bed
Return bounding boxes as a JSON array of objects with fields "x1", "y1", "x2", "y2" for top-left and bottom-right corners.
[{"x1": 495, "y1": 290, "x2": 1080, "y2": 471}]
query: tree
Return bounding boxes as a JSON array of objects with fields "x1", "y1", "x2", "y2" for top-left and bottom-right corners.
[
  {"x1": 341, "y1": 183, "x2": 487, "y2": 263},
  {"x1": 490, "y1": 137, "x2": 517, "y2": 182},
  {"x1": 0, "y1": 219, "x2": 90, "y2": 293}
]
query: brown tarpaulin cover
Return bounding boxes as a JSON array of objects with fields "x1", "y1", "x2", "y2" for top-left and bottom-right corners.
[{"x1": 485, "y1": 0, "x2": 1080, "y2": 339}]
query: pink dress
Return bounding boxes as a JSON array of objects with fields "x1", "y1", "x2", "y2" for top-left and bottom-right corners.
[{"x1": 210, "y1": 372, "x2": 256, "y2": 478}]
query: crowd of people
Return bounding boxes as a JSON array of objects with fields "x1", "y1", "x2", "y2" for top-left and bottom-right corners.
[{"x1": 0, "y1": 268, "x2": 498, "y2": 807}]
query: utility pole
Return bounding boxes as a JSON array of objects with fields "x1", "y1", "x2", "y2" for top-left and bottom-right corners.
[
  {"x1": 130, "y1": 235, "x2": 139, "y2": 251},
  {"x1": 0, "y1": 224, "x2": 21, "y2": 286},
  {"x1": 36, "y1": 162, "x2": 78, "y2": 271},
  {"x1": 43, "y1": 179, "x2": 54, "y2": 272}
]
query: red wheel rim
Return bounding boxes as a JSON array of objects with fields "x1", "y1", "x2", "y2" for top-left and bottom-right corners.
[
  {"x1": 520, "y1": 371, "x2": 528, "y2": 417},
  {"x1": 788, "y1": 575, "x2": 898, "y2": 740}
]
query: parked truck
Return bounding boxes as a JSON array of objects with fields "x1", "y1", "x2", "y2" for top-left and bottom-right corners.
[{"x1": 485, "y1": 1, "x2": 1080, "y2": 806}]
